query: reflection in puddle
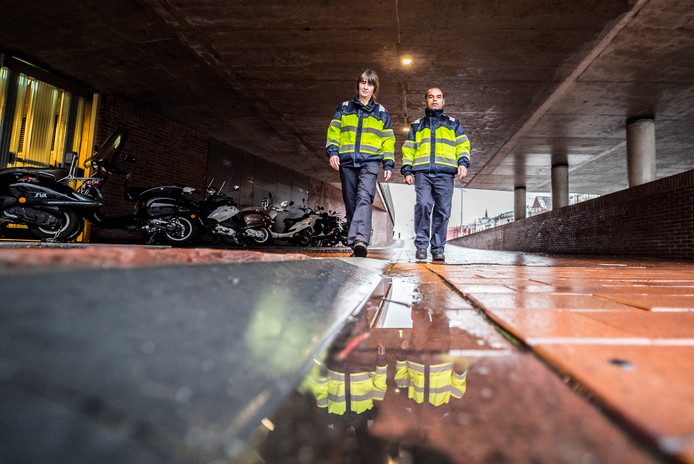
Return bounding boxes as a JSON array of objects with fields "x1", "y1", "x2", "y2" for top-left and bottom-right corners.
[
  {"x1": 244, "y1": 276, "x2": 481, "y2": 463},
  {"x1": 242, "y1": 273, "x2": 659, "y2": 464}
]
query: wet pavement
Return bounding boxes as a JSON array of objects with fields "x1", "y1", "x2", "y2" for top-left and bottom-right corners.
[{"x1": 1, "y1": 241, "x2": 693, "y2": 463}]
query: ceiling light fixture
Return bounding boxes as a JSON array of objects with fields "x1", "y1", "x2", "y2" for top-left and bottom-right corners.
[{"x1": 401, "y1": 58, "x2": 413, "y2": 65}]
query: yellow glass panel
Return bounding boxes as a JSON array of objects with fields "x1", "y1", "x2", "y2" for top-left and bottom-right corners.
[{"x1": 22, "y1": 79, "x2": 58, "y2": 167}]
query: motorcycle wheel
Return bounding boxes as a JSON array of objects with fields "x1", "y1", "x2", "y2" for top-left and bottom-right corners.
[
  {"x1": 29, "y1": 210, "x2": 84, "y2": 242},
  {"x1": 291, "y1": 229, "x2": 312, "y2": 247},
  {"x1": 161, "y1": 215, "x2": 197, "y2": 245},
  {"x1": 325, "y1": 234, "x2": 339, "y2": 247},
  {"x1": 249, "y1": 226, "x2": 270, "y2": 245}
]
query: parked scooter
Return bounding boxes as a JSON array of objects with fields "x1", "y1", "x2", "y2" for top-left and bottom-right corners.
[
  {"x1": 0, "y1": 152, "x2": 98, "y2": 241},
  {"x1": 0, "y1": 128, "x2": 200, "y2": 245},
  {"x1": 263, "y1": 196, "x2": 315, "y2": 246},
  {"x1": 77, "y1": 129, "x2": 200, "y2": 245},
  {"x1": 196, "y1": 182, "x2": 272, "y2": 246}
]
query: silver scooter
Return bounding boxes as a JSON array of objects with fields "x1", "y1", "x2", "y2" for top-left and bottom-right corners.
[{"x1": 263, "y1": 196, "x2": 316, "y2": 246}]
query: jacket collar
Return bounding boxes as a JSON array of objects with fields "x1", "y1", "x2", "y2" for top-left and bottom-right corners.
[
  {"x1": 425, "y1": 108, "x2": 444, "y2": 118},
  {"x1": 354, "y1": 96, "x2": 376, "y2": 112}
]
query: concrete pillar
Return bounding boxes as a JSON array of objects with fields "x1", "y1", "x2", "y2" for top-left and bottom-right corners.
[
  {"x1": 514, "y1": 186, "x2": 526, "y2": 220},
  {"x1": 626, "y1": 117, "x2": 656, "y2": 187},
  {"x1": 551, "y1": 163, "x2": 569, "y2": 209}
]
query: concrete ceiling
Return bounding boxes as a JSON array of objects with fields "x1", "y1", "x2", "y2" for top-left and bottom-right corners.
[{"x1": 1, "y1": 0, "x2": 693, "y2": 195}]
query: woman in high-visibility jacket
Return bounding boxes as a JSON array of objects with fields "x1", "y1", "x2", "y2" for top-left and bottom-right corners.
[
  {"x1": 300, "y1": 343, "x2": 388, "y2": 417},
  {"x1": 326, "y1": 70, "x2": 395, "y2": 257}
]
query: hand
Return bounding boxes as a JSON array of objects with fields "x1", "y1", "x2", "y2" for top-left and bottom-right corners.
[
  {"x1": 404, "y1": 175, "x2": 414, "y2": 185},
  {"x1": 378, "y1": 343, "x2": 386, "y2": 355},
  {"x1": 457, "y1": 166, "x2": 468, "y2": 180},
  {"x1": 329, "y1": 155, "x2": 340, "y2": 170},
  {"x1": 383, "y1": 170, "x2": 392, "y2": 182}
]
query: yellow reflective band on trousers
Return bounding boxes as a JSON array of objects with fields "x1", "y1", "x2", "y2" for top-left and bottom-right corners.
[{"x1": 395, "y1": 360, "x2": 467, "y2": 405}]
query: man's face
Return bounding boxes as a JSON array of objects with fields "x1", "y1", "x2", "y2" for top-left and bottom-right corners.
[
  {"x1": 359, "y1": 79, "x2": 375, "y2": 101},
  {"x1": 426, "y1": 88, "x2": 445, "y2": 110}
]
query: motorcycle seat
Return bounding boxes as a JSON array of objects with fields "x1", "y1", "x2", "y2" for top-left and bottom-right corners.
[
  {"x1": 124, "y1": 185, "x2": 188, "y2": 201},
  {"x1": 1, "y1": 166, "x2": 69, "y2": 180},
  {"x1": 284, "y1": 216, "x2": 304, "y2": 227}
]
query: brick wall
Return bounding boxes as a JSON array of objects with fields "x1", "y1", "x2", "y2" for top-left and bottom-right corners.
[
  {"x1": 89, "y1": 95, "x2": 209, "y2": 243},
  {"x1": 450, "y1": 170, "x2": 694, "y2": 261},
  {"x1": 89, "y1": 94, "x2": 394, "y2": 246}
]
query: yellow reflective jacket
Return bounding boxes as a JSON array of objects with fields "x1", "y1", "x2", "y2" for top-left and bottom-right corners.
[
  {"x1": 401, "y1": 108, "x2": 470, "y2": 177},
  {"x1": 395, "y1": 357, "x2": 466, "y2": 406},
  {"x1": 326, "y1": 97, "x2": 395, "y2": 170},
  {"x1": 300, "y1": 361, "x2": 388, "y2": 415}
]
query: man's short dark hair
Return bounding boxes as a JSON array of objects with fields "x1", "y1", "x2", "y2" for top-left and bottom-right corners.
[{"x1": 425, "y1": 88, "x2": 445, "y2": 99}]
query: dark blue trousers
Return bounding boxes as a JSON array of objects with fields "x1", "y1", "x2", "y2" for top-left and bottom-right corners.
[
  {"x1": 413, "y1": 173, "x2": 454, "y2": 253},
  {"x1": 339, "y1": 162, "x2": 379, "y2": 246}
]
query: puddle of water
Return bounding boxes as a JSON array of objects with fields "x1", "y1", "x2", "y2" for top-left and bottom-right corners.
[{"x1": 236, "y1": 274, "x2": 664, "y2": 464}]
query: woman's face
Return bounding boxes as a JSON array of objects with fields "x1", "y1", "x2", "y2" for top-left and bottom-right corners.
[{"x1": 358, "y1": 78, "x2": 375, "y2": 101}]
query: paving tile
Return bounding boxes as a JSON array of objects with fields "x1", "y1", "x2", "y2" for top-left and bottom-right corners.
[
  {"x1": 387, "y1": 263, "x2": 444, "y2": 283},
  {"x1": 445, "y1": 309, "x2": 514, "y2": 351},
  {"x1": 415, "y1": 282, "x2": 475, "y2": 309},
  {"x1": 596, "y1": 293, "x2": 694, "y2": 311},
  {"x1": 464, "y1": 292, "x2": 636, "y2": 311},
  {"x1": 448, "y1": 284, "x2": 520, "y2": 295},
  {"x1": 502, "y1": 284, "x2": 604, "y2": 293},
  {"x1": 595, "y1": 286, "x2": 694, "y2": 295},
  {"x1": 578, "y1": 311, "x2": 694, "y2": 340},
  {"x1": 534, "y1": 344, "x2": 694, "y2": 461},
  {"x1": 482, "y1": 308, "x2": 640, "y2": 345}
]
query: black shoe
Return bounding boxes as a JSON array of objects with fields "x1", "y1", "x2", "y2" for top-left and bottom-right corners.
[
  {"x1": 415, "y1": 248, "x2": 427, "y2": 260},
  {"x1": 432, "y1": 252, "x2": 445, "y2": 262},
  {"x1": 353, "y1": 241, "x2": 368, "y2": 257}
]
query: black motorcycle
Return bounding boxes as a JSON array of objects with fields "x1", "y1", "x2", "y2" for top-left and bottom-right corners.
[
  {"x1": 310, "y1": 207, "x2": 346, "y2": 247},
  {"x1": 0, "y1": 128, "x2": 199, "y2": 245},
  {"x1": 77, "y1": 129, "x2": 199, "y2": 245},
  {"x1": 0, "y1": 153, "x2": 98, "y2": 241}
]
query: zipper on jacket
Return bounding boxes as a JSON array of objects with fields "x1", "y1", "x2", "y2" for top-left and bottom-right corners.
[
  {"x1": 354, "y1": 107, "x2": 364, "y2": 165},
  {"x1": 428, "y1": 116, "x2": 435, "y2": 174}
]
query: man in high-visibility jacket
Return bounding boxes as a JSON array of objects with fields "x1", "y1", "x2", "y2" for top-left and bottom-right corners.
[
  {"x1": 401, "y1": 87, "x2": 471, "y2": 262},
  {"x1": 326, "y1": 70, "x2": 395, "y2": 257},
  {"x1": 395, "y1": 308, "x2": 467, "y2": 408}
]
